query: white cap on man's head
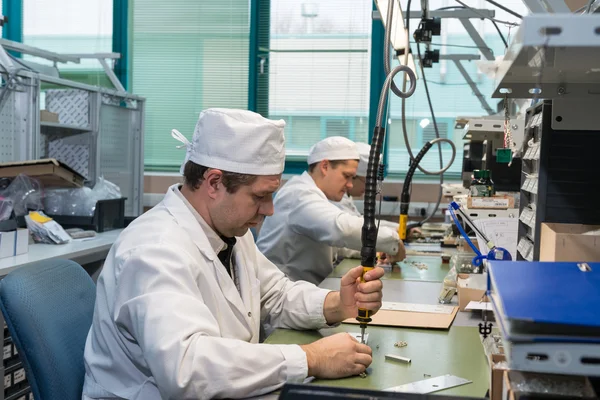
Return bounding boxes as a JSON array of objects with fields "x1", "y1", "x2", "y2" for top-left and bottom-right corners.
[
  {"x1": 355, "y1": 142, "x2": 372, "y2": 177},
  {"x1": 172, "y1": 108, "x2": 286, "y2": 175},
  {"x1": 307, "y1": 136, "x2": 360, "y2": 165}
]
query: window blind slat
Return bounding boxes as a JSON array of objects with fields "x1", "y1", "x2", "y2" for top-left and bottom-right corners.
[
  {"x1": 133, "y1": 0, "x2": 249, "y2": 169},
  {"x1": 266, "y1": 0, "x2": 371, "y2": 156}
]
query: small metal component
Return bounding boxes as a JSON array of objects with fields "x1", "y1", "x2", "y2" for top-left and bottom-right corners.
[
  {"x1": 557, "y1": 86, "x2": 566, "y2": 95},
  {"x1": 360, "y1": 326, "x2": 366, "y2": 344},
  {"x1": 578, "y1": 263, "x2": 592, "y2": 272},
  {"x1": 385, "y1": 354, "x2": 411, "y2": 363},
  {"x1": 424, "y1": 374, "x2": 431, "y2": 378},
  {"x1": 359, "y1": 372, "x2": 368, "y2": 379},
  {"x1": 394, "y1": 341, "x2": 408, "y2": 348}
]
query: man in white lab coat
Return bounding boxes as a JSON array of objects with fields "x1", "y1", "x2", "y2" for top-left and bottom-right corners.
[
  {"x1": 256, "y1": 136, "x2": 405, "y2": 285},
  {"x1": 333, "y1": 142, "x2": 400, "y2": 231},
  {"x1": 331, "y1": 142, "x2": 400, "y2": 261},
  {"x1": 82, "y1": 109, "x2": 385, "y2": 400}
]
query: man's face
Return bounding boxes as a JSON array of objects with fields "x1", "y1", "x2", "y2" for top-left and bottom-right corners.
[
  {"x1": 211, "y1": 174, "x2": 281, "y2": 238},
  {"x1": 347, "y1": 175, "x2": 366, "y2": 197},
  {"x1": 320, "y1": 160, "x2": 359, "y2": 202}
]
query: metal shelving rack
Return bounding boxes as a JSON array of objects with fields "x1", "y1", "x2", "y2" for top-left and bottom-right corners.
[
  {"x1": 491, "y1": 14, "x2": 600, "y2": 261},
  {"x1": 0, "y1": 43, "x2": 145, "y2": 218}
]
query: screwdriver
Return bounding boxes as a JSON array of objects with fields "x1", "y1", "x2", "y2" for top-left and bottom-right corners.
[{"x1": 356, "y1": 264, "x2": 374, "y2": 344}]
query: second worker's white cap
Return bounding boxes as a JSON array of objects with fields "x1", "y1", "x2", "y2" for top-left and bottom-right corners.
[{"x1": 307, "y1": 136, "x2": 359, "y2": 165}]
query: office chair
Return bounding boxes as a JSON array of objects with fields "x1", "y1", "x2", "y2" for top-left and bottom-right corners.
[{"x1": 0, "y1": 259, "x2": 96, "y2": 400}]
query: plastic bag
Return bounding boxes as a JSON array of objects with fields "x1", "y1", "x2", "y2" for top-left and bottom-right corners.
[
  {"x1": 43, "y1": 177, "x2": 121, "y2": 217},
  {"x1": 91, "y1": 177, "x2": 121, "y2": 200},
  {"x1": 0, "y1": 198, "x2": 13, "y2": 221},
  {"x1": 0, "y1": 174, "x2": 43, "y2": 216}
]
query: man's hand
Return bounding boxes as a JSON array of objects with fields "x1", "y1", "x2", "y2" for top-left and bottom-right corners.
[
  {"x1": 300, "y1": 333, "x2": 372, "y2": 378},
  {"x1": 379, "y1": 240, "x2": 406, "y2": 264},
  {"x1": 339, "y1": 265, "x2": 384, "y2": 320}
]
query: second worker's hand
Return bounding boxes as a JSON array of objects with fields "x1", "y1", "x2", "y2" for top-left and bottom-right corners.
[
  {"x1": 380, "y1": 239, "x2": 406, "y2": 264},
  {"x1": 300, "y1": 333, "x2": 372, "y2": 379},
  {"x1": 339, "y1": 265, "x2": 384, "y2": 320}
]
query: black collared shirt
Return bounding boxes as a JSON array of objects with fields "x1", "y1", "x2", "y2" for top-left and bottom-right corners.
[{"x1": 218, "y1": 236, "x2": 237, "y2": 277}]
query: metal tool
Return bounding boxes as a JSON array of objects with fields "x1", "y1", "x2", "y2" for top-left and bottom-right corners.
[
  {"x1": 448, "y1": 201, "x2": 512, "y2": 267},
  {"x1": 357, "y1": 266, "x2": 373, "y2": 344},
  {"x1": 384, "y1": 374, "x2": 472, "y2": 394},
  {"x1": 385, "y1": 354, "x2": 411, "y2": 363},
  {"x1": 357, "y1": 0, "x2": 418, "y2": 344}
]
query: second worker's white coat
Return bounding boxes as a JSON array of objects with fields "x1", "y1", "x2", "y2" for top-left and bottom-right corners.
[{"x1": 257, "y1": 172, "x2": 399, "y2": 285}]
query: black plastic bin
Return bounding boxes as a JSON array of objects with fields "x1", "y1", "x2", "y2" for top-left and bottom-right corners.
[{"x1": 47, "y1": 197, "x2": 127, "y2": 232}]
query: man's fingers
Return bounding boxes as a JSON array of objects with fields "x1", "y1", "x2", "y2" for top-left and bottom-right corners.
[
  {"x1": 341, "y1": 266, "x2": 365, "y2": 286},
  {"x1": 355, "y1": 291, "x2": 383, "y2": 304},
  {"x1": 356, "y1": 301, "x2": 382, "y2": 311},
  {"x1": 358, "y1": 280, "x2": 383, "y2": 293},
  {"x1": 363, "y1": 266, "x2": 384, "y2": 281},
  {"x1": 355, "y1": 342, "x2": 372, "y2": 355},
  {"x1": 354, "y1": 353, "x2": 373, "y2": 367}
]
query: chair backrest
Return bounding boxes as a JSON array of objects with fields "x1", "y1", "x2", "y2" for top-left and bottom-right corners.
[{"x1": 0, "y1": 259, "x2": 96, "y2": 400}]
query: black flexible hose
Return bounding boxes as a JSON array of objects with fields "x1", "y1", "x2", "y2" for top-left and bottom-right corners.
[{"x1": 360, "y1": 126, "x2": 386, "y2": 268}]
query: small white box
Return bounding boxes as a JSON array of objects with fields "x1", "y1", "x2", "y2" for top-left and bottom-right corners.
[
  {"x1": 0, "y1": 229, "x2": 29, "y2": 259},
  {"x1": 13, "y1": 367, "x2": 25, "y2": 384}
]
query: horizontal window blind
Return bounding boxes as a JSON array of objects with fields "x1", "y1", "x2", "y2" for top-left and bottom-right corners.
[
  {"x1": 133, "y1": 0, "x2": 250, "y2": 170},
  {"x1": 267, "y1": 0, "x2": 372, "y2": 156}
]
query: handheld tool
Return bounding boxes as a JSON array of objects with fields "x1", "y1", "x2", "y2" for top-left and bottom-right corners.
[
  {"x1": 357, "y1": 0, "x2": 418, "y2": 344},
  {"x1": 448, "y1": 201, "x2": 512, "y2": 266}
]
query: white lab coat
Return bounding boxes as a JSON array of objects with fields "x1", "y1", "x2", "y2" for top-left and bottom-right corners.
[
  {"x1": 83, "y1": 184, "x2": 332, "y2": 400},
  {"x1": 257, "y1": 172, "x2": 399, "y2": 285},
  {"x1": 332, "y1": 194, "x2": 402, "y2": 261}
]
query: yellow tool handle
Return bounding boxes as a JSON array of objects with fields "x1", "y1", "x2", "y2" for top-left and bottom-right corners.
[
  {"x1": 357, "y1": 265, "x2": 374, "y2": 320},
  {"x1": 398, "y1": 214, "x2": 408, "y2": 240}
]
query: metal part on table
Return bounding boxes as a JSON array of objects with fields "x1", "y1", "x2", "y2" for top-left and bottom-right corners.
[
  {"x1": 384, "y1": 374, "x2": 472, "y2": 393},
  {"x1": 348, "y1": 332, "x2": 368, "y2": 345},
  {"x1": 385, "y1": 354, "x2": 411, "y2": 364}
]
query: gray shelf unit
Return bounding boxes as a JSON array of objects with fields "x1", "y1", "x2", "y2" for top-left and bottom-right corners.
[
  {"x1": 517, "y1": 100, "x2": 600, "y2": 261},
  {"x1": 0, "y1": 71, "x2": 145, "y2": 218}
]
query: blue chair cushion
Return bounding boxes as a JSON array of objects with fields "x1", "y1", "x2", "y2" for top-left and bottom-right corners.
[{"x1": 0, "y1": 258, "x2": 96, "y2": 400}]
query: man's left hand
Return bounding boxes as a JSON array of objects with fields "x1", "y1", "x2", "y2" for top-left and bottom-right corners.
[{"x1": 339, "y1": 266, "x2": 384, "y2": 320}]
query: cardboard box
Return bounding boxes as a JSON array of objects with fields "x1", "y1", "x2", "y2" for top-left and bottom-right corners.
[
  {"x1": 503, "y1": 370, "x2": 596, "y2": 400},
  {"x1": 40, "y1": 110, "x2": 59, "y2": 123},
  {"x1": 467, "y1": 195, "x2": 515, "y2": 209},
  {"x1": 0, "y1": 158, "x2": 85, "y2": 188},
  {"x1": 540, "y1": 223, "x2": 600, "y2": 262},
  {"x1": 457, "y1": 273, "x2": 489, "y2": 311},
  {"x1": 0, "y1": 229, "x2": 29, "y2": 259},
  {"x1": 490, "y1": 354, "x2": 508, "y2": 400}
]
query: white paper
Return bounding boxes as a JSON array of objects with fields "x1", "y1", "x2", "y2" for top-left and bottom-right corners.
[
  {"x1": 473, "y1": 218, "x2": 519, "y2": 260},
  {"x1": 465, "y1": 301, "x2": 492, "y2": 311},
  {"x1": 381, "y1": 302, "x2": 454, "y2": 315}
]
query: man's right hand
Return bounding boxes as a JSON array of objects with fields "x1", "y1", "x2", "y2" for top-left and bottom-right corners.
[
  {"x1": 300, "y1": 333, "x2": 372, "y2": 379},
  {"x1": 379, "y1": 239, "x2": 406, "y2": 264}
]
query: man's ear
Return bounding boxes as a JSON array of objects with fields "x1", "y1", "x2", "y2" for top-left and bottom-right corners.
[
  {"x1": 204, "y1": 169, "x2": 224, "y2": 198},
  {"x1": 319, "y1": 160, "x2": 329, "y2": 176}
]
